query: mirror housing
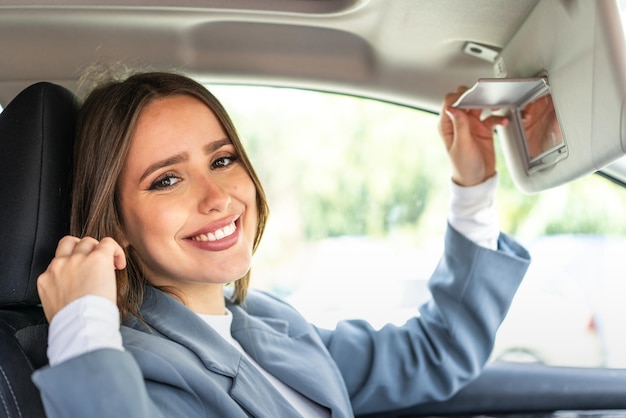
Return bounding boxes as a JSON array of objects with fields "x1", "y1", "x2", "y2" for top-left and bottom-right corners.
[{"x1": 480, "y1": 0, "x2": 626, "y2": 193}]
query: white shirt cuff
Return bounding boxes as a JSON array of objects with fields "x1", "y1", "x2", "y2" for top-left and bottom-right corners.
[
  {"x1": 47, "y1": 295, "x2": 124, "y2": 366},
  {"x1": 448, "y1": 174, "x2": 500, "y2": 250}
]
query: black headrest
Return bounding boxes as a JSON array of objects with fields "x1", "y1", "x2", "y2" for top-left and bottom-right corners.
[{"x1": 0, "y1": 82, "x2": 77, "y2": 306}]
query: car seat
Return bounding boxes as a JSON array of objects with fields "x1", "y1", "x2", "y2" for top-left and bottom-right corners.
[{"x1": 0, "y1": 82, "x2": 77, "y2": 417}]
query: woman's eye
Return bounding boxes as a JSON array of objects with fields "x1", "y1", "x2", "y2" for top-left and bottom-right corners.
[
  {"x1": 212, "y1": 154, "x2": 239, "y2": 169},
  {"x1": 149, "y1": 174, "x2": 181, "y2": 190}
]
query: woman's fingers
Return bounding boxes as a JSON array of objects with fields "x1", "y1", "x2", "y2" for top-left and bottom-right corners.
[
  {"x1": 38, "y1": 236, "x2": 126, "y2": 322},
  {"x1": 72, "y1": 236, "x2": 101, "y2": 255},
  {"x1": 438, "y1": 86, "x2": 469, "y2": 149},
  {"x1": 54, "y1": 235, "x2": 81, "y2": 257},
  {"x1": 99, "y1": 237, "x2": 128, "y2": 270},
  {"x1": 445, "y1": 107, "x2": 473, "y2": 144},
  {"x1": 438, "y1": 85, "x2": 503, "y2": 187},
  {"x1": 483, "y1": 114, "x2": 510, "y2": 131}
]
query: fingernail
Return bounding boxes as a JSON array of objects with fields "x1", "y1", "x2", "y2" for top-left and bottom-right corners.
[{"x1": 445, "y1": 109, "x2": 456, "y2": 120}]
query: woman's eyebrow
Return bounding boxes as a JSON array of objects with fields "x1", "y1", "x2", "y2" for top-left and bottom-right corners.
[
  {"x1": 139, "y1": 153, "x2": 188, "y2": 183},
  {"x1": 139, "y1": 139, "x2": 232, "y2": 183},
  {"x1": 204, "y1": 138, "x2": 232, "y2": 154}
]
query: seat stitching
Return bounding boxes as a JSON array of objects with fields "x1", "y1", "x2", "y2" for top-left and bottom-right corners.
[
  {"x1": 0, "y1": 391, "x2": 9, "y2": 418},
  {"x1": 0, "y1": 365, "x2": 21, "y2": 418},
  {"x1": 27, "y1": 84, "x2": 48, "y2": 301}
]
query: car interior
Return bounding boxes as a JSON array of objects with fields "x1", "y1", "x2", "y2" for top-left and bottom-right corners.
[
  {"x1": 3, "y1": 0, "x2": 626, "y2": 417},
  {"x1": 0, "y1": 82, "x2": 76, "y2": 418}
]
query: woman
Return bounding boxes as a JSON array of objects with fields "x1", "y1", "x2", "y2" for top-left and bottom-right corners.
[{"x1": 33, "y1": 72, "x2": 530, "y2": 417}]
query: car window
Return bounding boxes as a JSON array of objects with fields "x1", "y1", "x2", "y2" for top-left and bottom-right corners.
[{"x1": 209, "y1": 84, "x2": 626, "y2": 369}]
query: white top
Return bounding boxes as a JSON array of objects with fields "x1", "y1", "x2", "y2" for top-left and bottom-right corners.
[{"x1": 46, "y1": 175, "x2": 500, "y2": 415}]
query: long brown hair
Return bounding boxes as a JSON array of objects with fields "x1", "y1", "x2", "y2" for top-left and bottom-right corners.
[{"x1": 71, "y1": 71, "x2": 269, "y2": 319}]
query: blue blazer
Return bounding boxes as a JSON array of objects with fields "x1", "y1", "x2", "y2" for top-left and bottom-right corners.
[{"x1": 33, "y1": 226, "x2": 530, "y2": 417}]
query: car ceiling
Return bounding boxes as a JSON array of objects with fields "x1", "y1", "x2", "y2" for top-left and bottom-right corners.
[
  {"x1": 5, "y1": 0, "x2": 626, "y2": 191},
  {"x1": 0, "y1": 0, "x2": 540, "y2": 111}
]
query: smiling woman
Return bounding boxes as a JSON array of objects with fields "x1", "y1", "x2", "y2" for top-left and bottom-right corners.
[
  {"x1": 2, "y1": 1, "x2": 626, "y2": 417},
  {"x1": 66, "y1": 73, "x2": 270, "y2": 319},
  {"x1": 29, "y1": 70, "x2": 532, "y2": 417},
  {"x1": 116, "y1": 95, "x2": 259, "y2": 315}
]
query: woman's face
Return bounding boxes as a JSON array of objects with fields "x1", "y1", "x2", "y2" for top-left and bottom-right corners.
[{"x1": 117, "y1": 95, "x2": 258, "y2": 295}]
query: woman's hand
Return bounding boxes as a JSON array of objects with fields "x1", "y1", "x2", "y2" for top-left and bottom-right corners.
[
  {"x1": 37, "y1": 236, "x2": 127, "y2": 322},
  {"x1": 438, "y1": 86, "x2": 509, "y2": 187}
]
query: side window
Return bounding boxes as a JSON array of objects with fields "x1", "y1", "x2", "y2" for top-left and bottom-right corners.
[
  {"x1": 210, "y1": 84, "x2": 626, "y2": 369},
  {"x1": 494, "y1": 174, "x2": 626, "y2": 368}
]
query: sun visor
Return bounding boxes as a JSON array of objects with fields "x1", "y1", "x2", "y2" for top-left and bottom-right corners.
[{"x1": 464, "y1": 0, "x2": 626, "y2": 193}]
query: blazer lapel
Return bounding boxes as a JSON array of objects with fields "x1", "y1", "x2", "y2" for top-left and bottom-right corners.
[
  {"x1": 136, "y1": 287, "x2": 303, "y2": 417},
  {"x1": 229, "y1": 359, "x2": 303, "y2": 417},
  {"x1": 229, "y1": 303, "x2": 353, "y2": 417}
]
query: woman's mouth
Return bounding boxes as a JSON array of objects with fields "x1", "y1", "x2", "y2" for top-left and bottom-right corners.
[{"x1": 190, "y1": 221, "x2": 237, "y2": 242}]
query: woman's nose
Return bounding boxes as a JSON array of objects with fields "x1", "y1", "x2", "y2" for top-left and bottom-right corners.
[{"x1": 196, "y1": 176, "x2": 231, "y2": 213}]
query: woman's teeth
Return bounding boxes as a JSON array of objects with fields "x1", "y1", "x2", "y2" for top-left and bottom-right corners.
[{"x1": 191, "y1": 222, "x2": 237, "y2": 242}]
